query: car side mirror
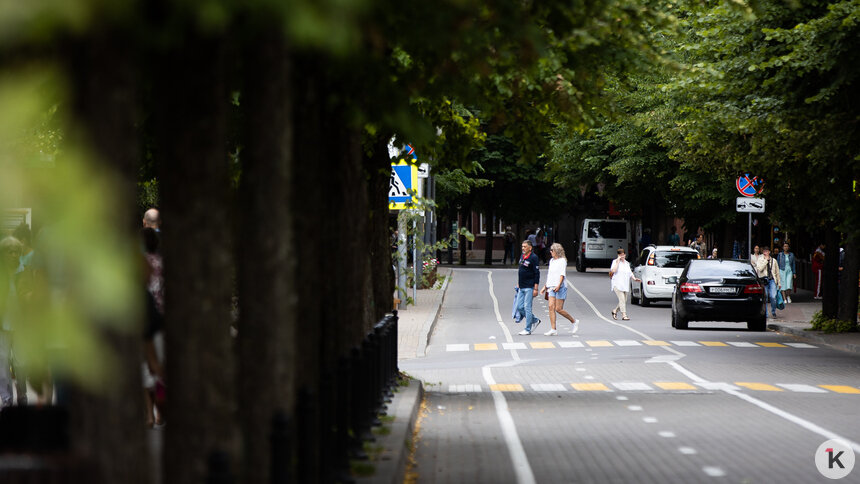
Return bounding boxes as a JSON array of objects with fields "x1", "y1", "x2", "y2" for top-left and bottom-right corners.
[{"x1": 666, "y1": 276, "x2": 678, "y2": 284}]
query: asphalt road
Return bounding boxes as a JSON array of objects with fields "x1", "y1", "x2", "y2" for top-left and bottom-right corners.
[{"x1": 400, "y1": 267, "x2": 860, "y2": 483}]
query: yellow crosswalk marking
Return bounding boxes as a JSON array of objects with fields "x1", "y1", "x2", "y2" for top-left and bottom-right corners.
[
  {"x1": 735, "y1": 382, "x2": 783, "y2": 391},
  {"x1": 819, "y1": 385, "x2": 860, "y2": 394},
  {"x1": 654, "y1": 382, "x2": 697, "y2": 390},
  {"x1": 699, "y1": 341, "x2": 728, "y2": 346},
  {"x1": 490, "y1": 384, "x2": 524, "y2": 392},
  {"x1": 586, "y1": 340, "x2": 613, "y2": 347},
  {"x1": 529, "y1": 342, "x2": 555, "y2": 349},
  {"x1": 643, "y1": 340, "x2": 670, "y2": 346},
  {"x1": 756, "y1": 342, "x2": 787, "y2": 347},
  {"x1": 474, "y1": 343, "x2": 498, "y2": 351},
  {"x1": 571, "y1": 383, "x2": 611, "y2": 391}
]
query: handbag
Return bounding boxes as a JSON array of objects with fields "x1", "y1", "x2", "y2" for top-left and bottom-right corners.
[{"x1": 775, "y1": 289, "x2": 785, "y2": 310}]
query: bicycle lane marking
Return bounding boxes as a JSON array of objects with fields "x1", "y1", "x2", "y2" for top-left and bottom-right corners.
[
  {"x1": 485, "y1": 270, "x2": 535, "y2": 484},
  {"x1": 567, "y1": 279, "x2": 860, "y2": 454}
]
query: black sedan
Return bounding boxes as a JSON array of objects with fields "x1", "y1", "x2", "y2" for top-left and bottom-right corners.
[{"x1": 671, "y1": 259, "x2": 767, "y2": 331}]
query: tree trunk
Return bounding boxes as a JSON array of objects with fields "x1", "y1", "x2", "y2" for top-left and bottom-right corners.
[
  {"x1": 458, "y1": 206, "x2": 468, "y2": 265},
  {"x1": 238, "y1": 25, "x2": 296, "y2": 484},
  {"x1": 838, "y1": 238, "x2": 859, "y2": 325},
  {"x1": 156, "y1": 33, "x2": 238, "y2": 484},
  {"x1": 822, "y1": 227, "x2": 840, "y2": 318},
  {"x1": 63, "y1": 32, "x2": 149, "y2": 484},
  {"x1": 484, "y1": 208, "x2": 494, "y2": 265}
]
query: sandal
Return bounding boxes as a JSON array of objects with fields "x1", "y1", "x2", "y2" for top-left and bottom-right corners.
[
  {"x1": 611, "y1": 310, "x2": 618, "y2": 320},
  {"x1": 621, "y1": 316, "x2": 630, "y2": 321}
]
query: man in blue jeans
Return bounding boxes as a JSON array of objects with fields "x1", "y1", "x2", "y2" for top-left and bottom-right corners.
[
  {"x1": 755, "y1": 246, "x2": 782, "y2": 318},
  {"x1": 516, "y1": 240, "x2": 541, "y2": 335}
]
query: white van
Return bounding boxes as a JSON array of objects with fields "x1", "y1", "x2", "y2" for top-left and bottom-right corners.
[{"x1": 575, "y1": 219, "x2": 631, "y2": 272}]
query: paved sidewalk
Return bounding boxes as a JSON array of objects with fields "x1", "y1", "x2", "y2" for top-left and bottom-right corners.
[
  {"x1": 397, "y1": 267, "x2": 452, "y2": 360},
  {"x1": 767, "y1": 288, "x2": 860, "y2": 355}
]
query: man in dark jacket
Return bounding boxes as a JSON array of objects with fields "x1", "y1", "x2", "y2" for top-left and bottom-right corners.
[{"x1": 515, "y1": 240, "x2": 541, "y2": 335}]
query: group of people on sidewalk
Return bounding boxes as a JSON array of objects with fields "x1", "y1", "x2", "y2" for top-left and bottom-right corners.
[{"x1": 751, "y1": 242, "x2": 798, "y2": 318}]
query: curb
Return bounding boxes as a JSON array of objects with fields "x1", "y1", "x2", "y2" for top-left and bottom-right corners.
[
  {"x1": 355, "y1": 379, "x2": 424, "y2": 484},
  {"x1": 768, "y1": 322, "x2": 860, "y2": 356},
  {"x1": 416, "y1": 270, "x2": 452, "y2": 357}
]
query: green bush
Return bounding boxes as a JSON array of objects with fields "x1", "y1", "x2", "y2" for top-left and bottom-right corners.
[{"x1": 809, "y1": 311, "x2": 857, "y2": 334}]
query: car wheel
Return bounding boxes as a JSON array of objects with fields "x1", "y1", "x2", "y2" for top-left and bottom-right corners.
[
  {"x1": 630, "y1": 287, "x2": 639, "y2": 305},
  {"x1": 671, "y1": 310, "x2": 676, "y2": 328},
  {"x1": 748, "y1": 317, "x2": 767, "y2": 332},
  {"x1": 674, "y1": 312, "x2": 688, "y2": 329},
  {"x1": 576, "y1": 255, "x2": 586, "y2": 272},
  {"x1": 640, "y1": 284, "x2": 650, "y2": 307}
]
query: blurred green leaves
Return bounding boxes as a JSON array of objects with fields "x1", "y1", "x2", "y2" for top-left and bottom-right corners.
[{"x1": 0, "y1": 66, "x2": 137, "y2": 388}]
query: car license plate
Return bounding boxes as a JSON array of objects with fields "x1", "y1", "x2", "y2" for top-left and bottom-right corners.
[{"x1": 709, "y1": 287, "x2": 736, "y2": 294}]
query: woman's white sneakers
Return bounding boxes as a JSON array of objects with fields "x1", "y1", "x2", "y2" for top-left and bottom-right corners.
[
  {"x1": 518, "y1": 329, "x2": 531, "y2": 335},
  {"x1": 544, "y1": 329, "x2": 558, "y2": 336}
]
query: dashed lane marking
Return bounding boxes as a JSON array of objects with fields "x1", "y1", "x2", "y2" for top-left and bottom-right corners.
[
  {"x1": 586, "y1": 340, "x2": 613, "y2": 347},
  {"x1": 571, "y1": 383, "x2": 611, "y2": 392},
  {"x1": 444, "y1": 340, "x2": 822, "y2": 352},
  {"x1": 613, "y1": 382, "x2": 653, "y2": 391},
  {"x1": 735, "y1": 382, "x2": 783, "y2": 392},
  {"x1": 643, "y1": 340, "x2": 670, "y2": 346},
  {"x1": 529, "y1": 342, "x2": 555, "y2": 349},
  {"x1": 438, "y1": 382, "x2": 860, "y2": 394},
  {"x1": 558, "y1": 341, "x2": 584, "y2": 348},
  {"x1": 702, "y1": 466, "x2": 726, "y2": 477},
  {"x1": 654, "y1": 381, "x2": 698, "y2": 391},
  {"x1": 819, "y1": 385, "x2": 860, "y2": 394},
  {"x1": 490, "y1": 384, "x2": 524, "y2": 392},
  {"x1": 531, "y1": 383, "x2": 567, "y2": 392},
  {"x1": 776, "y1": 384, "x2": 827, "y2": 393}
]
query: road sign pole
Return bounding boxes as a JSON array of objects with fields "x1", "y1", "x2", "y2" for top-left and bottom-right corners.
[{"x1": 748, "y1": 213, "x2": 752, "y2": 261}]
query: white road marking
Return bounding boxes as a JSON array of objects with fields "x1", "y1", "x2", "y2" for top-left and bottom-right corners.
[
  {"x1": 448, "y1": 384, "x2": 483, "y2": 393},
  {"x1": 627, "y1": 405, "x2": 643, "y2": 411},
  {"x1": 482, "y1": 362, "x2": 536, "y2": 484},
  {"x1": 446, "y1": 344, "x2": 470, "y2": 352},
  {"x1": 702, "y1": 466, "x2": 726, "y2": 477},
  {"x1": 558, "y1": 341, "x2": 584, "y2": 348},
  {"x1": 502, "y1": 343, "x2": 527, "y2": 350},
  {"x1": 614, "y1": 340, "x2": 642, "y2": 346},
  {"x1": 585, "y1": 376, "x2": 595, "y2": 380},
  {"x1": 575, "y1": 368, "x2": 587, "y2": 372},
  {"x1": 487, "y1": 272, "x2": 519, "y2": 361},
  {"x1": 658, "y1": 431, "x2": 676, "y2": 438},
  {"x1": 614, "y1": 382, "x2": 653, "y2": 391},
  {"x1": 531, "y1": 383, "x2": 567, "y2": 392},
  {"x1": 670, "y1": 340, "x2": 700, "y2": 346},
  {"x1": 643, "y1": 417, "x2": 658, "y2": 423},
  {"x1": 776, "y1": 383, "x2": 827, "y2": 393},
  {"x1": 678, "y1": 447, "x2": 697, "y2": 455},
  {"x1": 696, "y1": 382, "x2": 739, "y2": 391},
  {"x1": 727, "y1": 342, "x2": 757, "y2": 347},
  {"x1": 785, "y1": 343, "x2": 817, "y2": 348},
  {"x1": 616, "y1": 396, "x2": 629, "y2": 401}
]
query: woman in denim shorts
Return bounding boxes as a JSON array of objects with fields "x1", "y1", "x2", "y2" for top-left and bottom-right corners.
[{"x1": 540, "y1": 243, "x2": 577, "y2": 335}]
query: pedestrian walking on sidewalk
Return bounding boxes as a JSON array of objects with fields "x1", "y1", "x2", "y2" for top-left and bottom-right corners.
[
  {"x1": 540, "y1": 243, "x2": 577, "y2": 335},
  {"x1": 755, "y1": 246, "x2": 782, "y2": 318},
  {"x1": 812, "y1": 243, "x2": 825, "y2": 299},
  {"x1": 609, "y1": 249, "x2": 640, "y2": 321},
  {"x1": 515, "y1": 240, "x2": 541, "y2": 335},
  {"x1": 777, "y1": 242, "x2": 796, "y2": 303}
]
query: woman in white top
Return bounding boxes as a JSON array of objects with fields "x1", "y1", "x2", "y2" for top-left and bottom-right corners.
[
  {"x1": 750, "y1": 245, "x2": 761, "y2": 266},
  {"x1": 539, "y1": 243, "x2": 577, "y2": 335},
  {"x1": 609, "y1": 248, "x2": 641, "y2": 321}
]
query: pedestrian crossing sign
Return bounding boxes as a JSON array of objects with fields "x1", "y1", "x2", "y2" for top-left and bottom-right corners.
[{"x1": 389, "y1": 161, "x2": 418, "y2": 210}]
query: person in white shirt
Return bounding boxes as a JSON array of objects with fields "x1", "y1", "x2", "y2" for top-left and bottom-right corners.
[
  {"x1": 539, "y1": 243, "x2": 577, "y2": 336},
  {"x1": 609, "y1": 248, "x2": 641, "y2": 321}
]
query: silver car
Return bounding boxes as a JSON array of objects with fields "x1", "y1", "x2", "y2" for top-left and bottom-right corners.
[{"x1": 631, "y1": 245, "x2": 700, "y2": 306}]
